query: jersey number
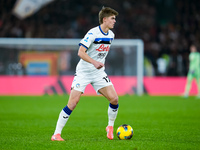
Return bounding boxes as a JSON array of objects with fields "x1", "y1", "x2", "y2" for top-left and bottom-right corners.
[{"x1": 103, "y1": 76, "x2": 110, "y2": 83}]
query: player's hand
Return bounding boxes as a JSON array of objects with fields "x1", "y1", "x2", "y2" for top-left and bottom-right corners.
[{"x1": 92, "y1": 60, "x2": 104, "y2": 69}]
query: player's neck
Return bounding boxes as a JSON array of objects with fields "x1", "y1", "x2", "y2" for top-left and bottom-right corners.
[{"x1": 100, "y1": 24, "x2": 109, "y2": 34}]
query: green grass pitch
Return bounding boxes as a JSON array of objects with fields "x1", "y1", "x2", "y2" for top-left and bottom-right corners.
[{"x1": 0, "y1": 95, "x2": 200, "y2": 150}]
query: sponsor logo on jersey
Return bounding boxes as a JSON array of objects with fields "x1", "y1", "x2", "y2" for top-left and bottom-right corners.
[
  {"x1": 97, "y1": 52, "x2": 106, "y2": 59},
  {"x1": 96, "y1": 44, "x2": 110, "y2": 52}
]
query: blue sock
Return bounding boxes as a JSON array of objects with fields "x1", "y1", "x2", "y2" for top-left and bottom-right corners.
[
  {"x1": 63, "y1": 106, "x2": 72, "y2": 115},
  {"x1": 109, "y1": 103, "x2": 119, "y2": 109}
]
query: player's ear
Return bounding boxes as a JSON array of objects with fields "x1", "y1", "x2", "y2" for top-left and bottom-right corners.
[{"x1": 103, "y1": 17, "x2": 107, "y2": 23}]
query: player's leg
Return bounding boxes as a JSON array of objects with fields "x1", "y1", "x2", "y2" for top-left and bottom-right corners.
[
  {"x1": 51, "y1": 74, "x2": 89, "y2": 141},
  {"x1": 51, "y1": 89, "x2": 82, "y2": 141},
  {"x1": 98, "y1": 85, "x2": 119, "y2": 127},
  {"x1": 183, "y1": 73, "x2": 193, "y2": 98},
  {"x1": 194, "y1": 73, "x2": 200, "y2": 98},
  {"x1": 98, "y1": 85, "x2": 119, "y2": 140}
]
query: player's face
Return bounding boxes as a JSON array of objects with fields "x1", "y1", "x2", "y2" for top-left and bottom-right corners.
[
  {"x1": 104, "y1": 15, "x2": 116, "y2": 29},
  {"x1": 190, "y1": 45, "x2": 196, "y2": 52}
]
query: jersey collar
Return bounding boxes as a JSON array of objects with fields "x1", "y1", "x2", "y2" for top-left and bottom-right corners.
[{"x1": 99, "y1": 25, "x2": 109, "y2": 36}]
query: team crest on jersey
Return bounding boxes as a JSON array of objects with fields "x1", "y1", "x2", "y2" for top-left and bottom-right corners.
[{"x1": 96, "y1": 44, "x2": 110, "y2": 52}]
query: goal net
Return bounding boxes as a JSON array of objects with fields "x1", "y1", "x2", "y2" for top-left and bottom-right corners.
[{"x1": 0, "y1": 38, "x2": 144, "y2": 95}]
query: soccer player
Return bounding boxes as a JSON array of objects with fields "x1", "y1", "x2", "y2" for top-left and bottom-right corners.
[
  {"x1": 183, "y1": 44, "x2": 200, "y2": 98},
  {"x1": 51, "y1": 7, "x2": 119, "y2": 141}
]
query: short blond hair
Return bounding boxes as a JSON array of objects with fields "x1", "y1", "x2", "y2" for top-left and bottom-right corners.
[{"x1": 99, "y1": 7, "x2": 118, "y2": 24}]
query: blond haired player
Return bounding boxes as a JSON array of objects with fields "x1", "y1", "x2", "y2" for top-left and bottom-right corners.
[{"x1": 51, "y1": 7, "x2": 119, "y2": 141}]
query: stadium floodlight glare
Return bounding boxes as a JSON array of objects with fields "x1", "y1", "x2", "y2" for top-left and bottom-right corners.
[{"x1": 0, "y1": 38, "x2": 144, "y2": 95}]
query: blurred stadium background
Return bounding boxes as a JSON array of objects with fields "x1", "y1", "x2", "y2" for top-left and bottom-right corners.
[
  {"x1": 1, "y1": 2, "x2": 200, "y2": 149},
  {"x1": 0, "y1": 0, "x2": 200, "y2": 96}
]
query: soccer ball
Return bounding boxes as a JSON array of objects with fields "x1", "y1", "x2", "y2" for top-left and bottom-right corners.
[{"x1": 116, "y1": 124, "x2": 133, "y2": 140}]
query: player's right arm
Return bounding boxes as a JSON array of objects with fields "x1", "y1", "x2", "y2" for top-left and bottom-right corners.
[{"x1": 78, "y1": 45, "x2": 104, "y2": 69}]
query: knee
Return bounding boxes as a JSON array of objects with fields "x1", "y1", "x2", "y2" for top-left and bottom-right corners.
[
  {"x1": 110, "y1": 95, "x2": 118, "y2": 105},
  {"x1": 67, "y1": 98, "x2": 80, "y2": 110}
]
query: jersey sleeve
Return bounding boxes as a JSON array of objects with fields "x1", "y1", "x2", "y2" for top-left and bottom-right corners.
[{"x1": 79, "y1": 29, "x2": 95, "y2": 49}]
